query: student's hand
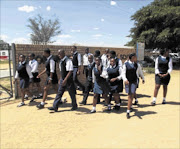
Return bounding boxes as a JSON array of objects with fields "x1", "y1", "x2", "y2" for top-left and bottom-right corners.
[
  {"x1": 162, "y1": 73, "x2": 168, "y2": 77},
  {"x1": 48, "y1": 80, "x2": 52, "y2": 84},
  {"x1": 62, "y1": 80, "x2": 67, "y2": 86},
  {"x1": 110, "y1": 78, "x2": 117, "y2": 82},
  {"x1": 158, "y1": 73, "x2": 163, "y2": 77},
  {"x1": 77, "y1": 70, "x2": 80, "y2": 75},
  {"x1": 125, "y1": 80, "x2": 129, "y2": 85},
  {"x1": 37, "y1": 75, "x2": 40, "y2": 78},
  {"x1": 142, "y1": 80, "x2": 145, "y2": 84}
]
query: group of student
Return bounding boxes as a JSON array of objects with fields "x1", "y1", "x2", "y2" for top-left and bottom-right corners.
[{"x1": 14, "y1": 46, "x2": 172, "y2": 119}]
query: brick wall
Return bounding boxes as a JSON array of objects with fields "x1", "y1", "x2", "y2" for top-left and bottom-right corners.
[{"x1": 14, "y1": 44, "x2": 135, "y2": 97}]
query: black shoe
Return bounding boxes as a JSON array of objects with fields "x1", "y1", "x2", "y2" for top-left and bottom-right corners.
[
  {"x1": 36, "y1": 104, "x2": 44, "y2": 109},
  {"x1": 133, "y1": 100, "x2": 138, "y2": 105},
  {"x1": 37, "y1": 95, "x2": 43, "y2": 98},
  {"x1": 59, "y1": 101, "x2": 63, "y2": 105},
  {"x1": 126, "y1": 113, "x2": 130, "y2": 119},
  {"x1": 48, "y1": 107, "x2": 58, "y2": 112},
  {"x1": 114, "y1": 105, "x2": 120, "y2": 111},
  {"x1": 151, "y1": 101, "x2": 156, "y2": 106},
  {"x1": 90, "y1": 109, "x2": 96, "y2": 113},
  {"x1": 162, "y1": 100, "x2": 166, "y2": 104},
  {"x1": 71, "y1": 106, "x2": 78, "y2": 110},
  {"x1": 79, "y1": 101, "x2": 86, "y2": 105},
  {"x1": 130, "y1": 107, "x2": 133, "y2": 112}
]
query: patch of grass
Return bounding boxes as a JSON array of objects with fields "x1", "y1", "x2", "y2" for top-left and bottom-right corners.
[{"x1": 143, "y1": 67, "x2": 155, "y2": 74}]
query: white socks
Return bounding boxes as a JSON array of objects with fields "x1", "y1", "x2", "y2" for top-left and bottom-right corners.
[
  {"x1": 92, "y1": 106, "x2": 96, "y2": 111},
  {"x1": 127, "y1": 110, "x2": 130, "y2": 113},
  {"x1": 163, "y1": 97, "x2": 166, "y2": 101},
  {"x1": 24, "y1": 94, "x2": 28, "y2": 98},
  {"x1": 152, "y1": 97, "x2": 156, "y2": 102},
  {"x1": 41, "y1": 102, "x2": 45, "y2": 105},
  {"x1": 135, "y1": 98, "x2": 138, "y2": 102}
]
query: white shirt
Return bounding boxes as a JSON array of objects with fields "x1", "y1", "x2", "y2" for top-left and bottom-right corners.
[
  {"x1": 46, "y1": 55, "x2": 55, "y2": 73},
  {"x1": 59, "y1": 56, "x2": 73, "y2": 72},
  {"x1": 101, "y1": 54, "x2": 109, "y2": 68},
  {"x1": 29, "y1": 59, "x2": 38, "y2": 73},
  {"x1": 136, "y1": 63, "x2": 145, "y2": 80},
  {"x1": 83, "y1": 53, "x2": 93, "y2": 66},
  {"x1": 74, "y1": 51, "x2": 82, "y2": 66},
  {"x1": 107, "y1": 58, "x2": 123, "y2": 68},
  {"x1": 15, "y1": 61, "x2": 33, "y2": 79},
  {"x1": 155, "y1": 56, "x2": 173, "y2": 74},
  {"x1": 107, "y1": 65, "x2": 122, "y2": 80},
  {"x1": 122, "y1": 60, "x2": 138, "y2": 82}
]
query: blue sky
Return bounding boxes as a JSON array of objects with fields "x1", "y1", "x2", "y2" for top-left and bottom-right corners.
[{"x1": 0, "y1": 0, "x2": 153, "y2": 47}]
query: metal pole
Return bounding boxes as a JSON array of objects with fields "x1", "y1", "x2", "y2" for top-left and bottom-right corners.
[
  {"x1": 11, "y1": 43, "x2": 18, "y2": 98},
  {"x1": 8, "y1": 44, "x2": 13, "y2": 98}
]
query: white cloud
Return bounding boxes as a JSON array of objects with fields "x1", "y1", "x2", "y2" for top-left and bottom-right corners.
[
  {"x1": 39, "y1": 6, "x2": 41, "y2": 9},
  {"x1": 71, "y1": 29, "x2": 81, "y2": 32},
  {"x1": 110, "y1": 1, "x2": 117, "y2": 6},
  {"x1": 92, "y1": 34, "x2": 102, "y2": 37},
  {"x1": 93, "y1": 27, "x2": 99, "y2": 30},
  {"x1": 46, "y1": 6, "x2": 51, "y2": 11},
  {"x1": 0, "y1": 35, "x2": 8, "y2": 40},
  {"x1": 58, "y1": 34, "x2": 72, "y2": 38},
  {"x1": 101, "y1": 18, "x2": 104, "y2": 22},
  {"x1": 18, "y1": 5, "x2": 37, "y2": 13}
]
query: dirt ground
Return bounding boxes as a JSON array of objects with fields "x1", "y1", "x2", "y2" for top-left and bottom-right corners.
[{"x1": 0, "y1": 71, "x2": 180, "y2": 149}]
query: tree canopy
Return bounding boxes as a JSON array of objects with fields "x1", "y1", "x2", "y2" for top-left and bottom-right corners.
[
  {"x1": 126, "y1": 0, "x2": 180, "y2": 51},
  {"x1": 27, "y1": 14, "x2": 61, "y2": 44}
]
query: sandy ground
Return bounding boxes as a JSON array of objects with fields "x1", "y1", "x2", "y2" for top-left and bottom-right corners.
[{"x1": 0, "y1": 71, "x2": 180, "y2": 149}]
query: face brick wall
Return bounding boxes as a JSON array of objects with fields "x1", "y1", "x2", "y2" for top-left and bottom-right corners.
[{"x1": 14, "y1": 44, "x2": 135, "y2": 98}]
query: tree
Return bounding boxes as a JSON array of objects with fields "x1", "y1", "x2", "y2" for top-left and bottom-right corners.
[
  {"x1": 126, "y1": 0, "x2": 180, "y2": 51},
  {"x1": 27, "y1": 14, "x2": 61, "y2": 44}
]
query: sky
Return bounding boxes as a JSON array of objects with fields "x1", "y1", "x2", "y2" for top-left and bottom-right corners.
[{"x1": 0, "y1": 0, "x2": 154, "y2": 47}]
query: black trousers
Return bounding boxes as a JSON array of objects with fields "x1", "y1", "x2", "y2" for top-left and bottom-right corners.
[
  {"x1": 73, "y1": 67, "x2": 85, "y2": 91},
  {"x1": 82, "y1": 80, "x2": 93, "y2": 102},
  {"x1": 83, "y1": 66, "x2": 88, "y2": 78},
  {"x1": 53, "y1": 79, "x2": 77, "y2": 110}
]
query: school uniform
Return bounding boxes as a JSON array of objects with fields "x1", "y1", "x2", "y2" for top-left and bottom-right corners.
[
  {"x1": 107, "y1": 64, "x2": 123, "y2": 94},
  {"x1": 81, "y1": 62, "x2": 95, "y2": 104},
  {"x1": 72, "y1": 51, "x2": 85, "y2": 90},
  {"x1": 83, "y1": 53, "x2": 92, "y2": 78},
  {"x1": 101, "y1": 54, "x2": 109, "y2": 68},
  {"x1": 93, "y1": 64, "x2": 110, "y2": 95},
  {"x1": 155, "y1": 56, "x2": 172, "y2": 85},
  {"x1": 29, "y1": 59, "x2": 40, "y2": 83},
  {"x1": 122, "y1": 60, "x2": 138, "y2": 94},
  {"x1": 45, "y1": 55, "x2": 58, "y2": 85},
  {"x1": 52, "y1": 56, "x2": 77, "y2": 111},
  {"x1": 136, "y1": 63, "x2": 145, "y2": 88},
  {"x1": 15, "y1": 61, "x2": 33, "y2": 89}
]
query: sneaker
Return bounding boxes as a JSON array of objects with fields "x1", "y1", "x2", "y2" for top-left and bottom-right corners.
[
  {"x1": 162, "y1": 100, "x2": 166, "y2": 104},
  {"x1": 90, "y1": 109, "x2": 96, "y2": 113},
  {"x1": 48, "y1": 107, "x2": 58, "y2": 112},
  {"x1": 151, "y1": 101, "x2": 156, "y2": 106},
  {"x1": 126, "y1": 113, "x2": 130, "y2": 119},
  {"x1": 17, "y1": 102, "x2": 25, "y2": 107},
  {"x1": 130, "y1": 107, "x2": 133, "y2": 112},
  {"x1": 133, "y1": 100, "x2": 138, "y2": 105},
  {"x1": 71, "y1": 106, "x2": 78, "y2": 111},
  {"x1": 36, "y1": 104, "x2": 44, "y2": 109}
]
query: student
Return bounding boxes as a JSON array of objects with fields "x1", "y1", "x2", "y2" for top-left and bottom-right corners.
[
  {"x1": 71, "y1": 46, "x2": 85, "y2": 92},
  {"x1": 151, "y1": 49, "x2": 172, "y2": 105},
  {"x1": 28, "y1": 53, "x2": 42, "y2": 102},
  {"x1": 83, "y1": 48, "x2": 92, "y2": 78},
  {"x1": 122, "y1": 53, "x2": 138, "y2": 119},
  {"x1": 36, "y1": 48, "x2": 58, "y2": 109},
  {"x1": 91, "y1": 56, "x2": 110, "y2": 113},
  {"x1": 48, "y1": 50, "x2": 78, "y2": 112},
  {"x1": 14, "y1": 55, "x2": 33, "y2": 107},
  {"x1": 133, "y1": 57, "x2": 145, "y2": 105},
  {"x1": 101, "y1": 49, "x2": 110, "y2": 68},
  {"x1": 107, "y1": 58, "x2": 122, "y2": 110},
  {"x1": 79, "y1": 54, "x2": 95, "y2": 105}
]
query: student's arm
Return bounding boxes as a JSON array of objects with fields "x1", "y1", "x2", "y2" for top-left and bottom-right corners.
[
  {"x1": 26, "y1": 65, "x2": 33, "y2": 79},
  {"x1": 77, "y1": 53, "x2": 82, "y2": 75},
  {"x1": 137, "y1": 64, "x2": 145, "y2": 84},
  {"x1": 62, "y1": 60, "x2": 73, "y2": 86},
  {"x1": 162, "y1": 58, "x2": 173, "y2": 77},
  {"x1": 48, "y1": 59, "x2": 55, "y2": 83},
  {"x1": 13, "y1": 71, "x2": 19, "y2": 84},
  {"x1": 122, "y1": 64, "x2": 129, "y2": 84},
  {"x1": 37, "y1": 69, "x2": 46, "y2": 78},
  {"x1": 155, "y1": 57, "x2": 162, "y2": 77},
  {"x1": 31, "y1": 61, "x2": 38, "y2": 73},
  {"x1": 118, "y1": 59, "x2": 123, "y2": 68}
]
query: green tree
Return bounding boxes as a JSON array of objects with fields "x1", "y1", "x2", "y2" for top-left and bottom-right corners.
[
  {"x1": 126, "y1": 0, "x2": 180, "y2": 51},
  {"x1": 27, "y1": 14, "x2": 61, "y2": 44}
]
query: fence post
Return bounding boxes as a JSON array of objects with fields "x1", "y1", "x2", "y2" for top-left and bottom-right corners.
[{"x1": 11, "y1": 43, "x2": 18, "y2": 98}]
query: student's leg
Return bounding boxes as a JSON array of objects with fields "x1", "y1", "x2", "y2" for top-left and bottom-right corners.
[
  {"x1": 133, "y1": 92, "x2": 138, "y2": 105},
  {"x1": 80, "y1": 81, "x2": 91, "y2": 104},
  {"x1": 36, "y1": 82, "x2": 42, "y2": 96},
  {"x1": 103, "y1": 94, "x2": 110, "y2": 110},
  {"x1": 73, "y1": 68, "x2": 85, "y2": 91},
  {"x1": 17, "y1": 89, "x2": 26, "y2": 107},
  {"x1": 126, "y1": 93, "x2": 134, "y2": 118},
  {"x1": 68, "y1": 83, "x2": 78, "y2": 110},
  {"x1": 91, "y1": 93, "x2": 98, "y2": 113},
  {"x1": 162, "y1": 85, "x2": 167, "y2": 104},
  {"x1": 114, "y1": 93, "x2": 120, "y2": 110},
  {"x1": 151, "y1": 84, "x2": 161, "y2": 105}
]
